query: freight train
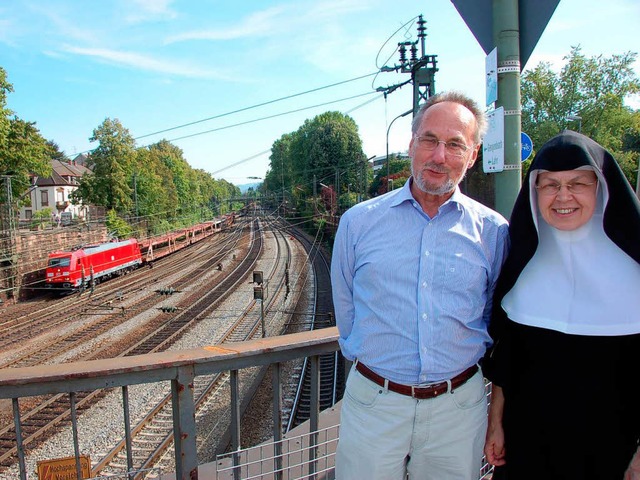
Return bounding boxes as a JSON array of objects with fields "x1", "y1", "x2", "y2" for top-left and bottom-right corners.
[{"x1": 45, "y1": 215, "x2": 234, "y2": 291}]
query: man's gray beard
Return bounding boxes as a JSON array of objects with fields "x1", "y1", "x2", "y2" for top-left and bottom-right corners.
[{"x1": 412, "y1": 165, "x2": 460, "y2": 196}]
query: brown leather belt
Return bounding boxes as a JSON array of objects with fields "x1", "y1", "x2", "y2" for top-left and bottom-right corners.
[{"x1": 355, "y1": 362, "x2": 479, "y2": 399}]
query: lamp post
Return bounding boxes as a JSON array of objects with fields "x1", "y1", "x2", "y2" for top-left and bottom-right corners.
[
  {"x1": 566, "y1": 114, "x2": 582, "y2": 133},
  {"x1": 386, "y1": 109, "x2": 413, "y2": 191}
]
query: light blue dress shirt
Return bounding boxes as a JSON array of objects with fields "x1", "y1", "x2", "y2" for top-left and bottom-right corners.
[{"x1": 331, "y1": 179, "x2": 509, "y2": 384}]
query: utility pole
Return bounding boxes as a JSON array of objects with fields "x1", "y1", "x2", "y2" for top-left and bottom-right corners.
[
  {"x1": 493, "y1": 0, "x2": 522, "y2": 217},
  {"x1": 379, "y1": 15, "x2": 439, "y2": 118},
  {"x1": 451, "y1": 0, "x2": 560, "y2": 217},
  {"x1": 133, "y1": 172, "x2": 139, "y2": 218},
  {"x1": 402, "y1": 16, "x2": 438, "y2": 116},
  {"x1": 378, "y1": 14, "x2": 439, "y2": 191}
]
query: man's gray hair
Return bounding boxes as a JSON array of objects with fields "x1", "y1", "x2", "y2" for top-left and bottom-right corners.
[{"x1": 410, "y1": 91, "x2": 488, "y2": 145}]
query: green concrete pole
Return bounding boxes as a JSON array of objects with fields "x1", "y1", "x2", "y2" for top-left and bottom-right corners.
[{"x1": 493, "y1": 0, "x2": 522, "y2": 218}]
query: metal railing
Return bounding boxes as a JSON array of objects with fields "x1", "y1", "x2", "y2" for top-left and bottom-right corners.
[
  {"x1": 0, "y1": 328, "x2": 340, "y2": 480},
  {"x1": 0, "y1": 327, "x2": 495, "y2": 480}
]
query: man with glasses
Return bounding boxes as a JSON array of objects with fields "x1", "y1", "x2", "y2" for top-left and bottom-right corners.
[{"x1": 331, "y1": 91, "x2": 509, "y2": 479}]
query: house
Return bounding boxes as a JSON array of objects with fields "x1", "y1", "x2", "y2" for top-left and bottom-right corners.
[
  {"x1": 20, "y1": 158, "x2": 92, "y2": 223},
  {"x1": 370, "y1": 152, "x2": 410, "y2": 173}
]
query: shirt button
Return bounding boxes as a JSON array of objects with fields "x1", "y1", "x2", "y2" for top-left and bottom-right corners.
[
  {"x1": 422, "y1": 281, "x2": 427, "y2": 288},
  {"x1": 425, "y1": 251, "x2": 430, "y2": 256},
  {"x1": 422, "y1": 313, "x2": 427, "y2": 320}
]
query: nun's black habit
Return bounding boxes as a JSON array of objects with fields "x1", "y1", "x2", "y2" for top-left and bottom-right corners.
[{"x1": 486, "y1": 131, "x2": 640, "y2": 479}]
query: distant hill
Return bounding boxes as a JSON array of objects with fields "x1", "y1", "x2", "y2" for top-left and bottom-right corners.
[{"x1": 236, "y1": 182, "x2": 261, "y2": 193}]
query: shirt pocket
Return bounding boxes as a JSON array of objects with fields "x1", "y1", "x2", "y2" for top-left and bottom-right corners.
[{"x1": 440, "y1": 256, "x2": 486, "y2": 319}]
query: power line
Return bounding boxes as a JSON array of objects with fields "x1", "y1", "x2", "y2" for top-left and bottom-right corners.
[
  {"x1": 135, "y1": 71, "x2": 379, "y2": 141},
  {"x1": 165, "y1": 91, "x2": 380, "y2": 143},
  {"x1": 208, "y1": 92, "x2": 380, "y2": 175},
  {"x1": 210, "y1": 150, "x2": 271, "y2": 176}
]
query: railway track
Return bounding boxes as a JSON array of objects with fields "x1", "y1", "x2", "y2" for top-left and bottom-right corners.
[
  {"x1": 284, "y1": 225, "x2": 341, "y2": 432},
  {"x1": 0, "y1": 214, "x2": 341, "y2": 479},
  {"x1": 0, "y1": 221, "x2": 261, "y2": 471},
  {"x1": 0, "y1": 221, "x2": 249, "y2": 368},
  {"x1": 0, "y1": 222, "x2": 246, "y2": 364},
  {"x1": 92, "y1": 219, "x2": 296, "y2": 478}
]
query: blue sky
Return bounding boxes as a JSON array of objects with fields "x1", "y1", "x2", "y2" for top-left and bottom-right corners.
[{"x1": 2, "y1": 0, "x2": 639, "y2": 185}]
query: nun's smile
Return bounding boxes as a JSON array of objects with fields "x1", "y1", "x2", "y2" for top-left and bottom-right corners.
[{"x1": 535, "y1": 170, "x2": 598, "y2": 231}]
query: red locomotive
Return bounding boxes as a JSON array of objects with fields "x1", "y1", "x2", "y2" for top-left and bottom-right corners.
[{"x1": 46, "y1": 239, "x2": 143, "y2": 290}]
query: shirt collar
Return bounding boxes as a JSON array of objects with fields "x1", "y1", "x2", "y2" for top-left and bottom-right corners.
[{"x1": 391, "y1": 177, "x2": 467, "y2": 214}]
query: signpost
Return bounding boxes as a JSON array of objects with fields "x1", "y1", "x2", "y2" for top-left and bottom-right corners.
[{"x1": 451, "y1": 0, "x2": 559, "y2": 217}]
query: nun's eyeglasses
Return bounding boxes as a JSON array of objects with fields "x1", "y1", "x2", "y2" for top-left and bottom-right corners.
[{"x1": 535, "y1": 180, "x2": 597, "y2": 196}]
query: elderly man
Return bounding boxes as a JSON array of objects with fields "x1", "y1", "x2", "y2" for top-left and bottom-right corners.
[{"x1": 331, "y1": 91, "x2": 509, "y2": 479}]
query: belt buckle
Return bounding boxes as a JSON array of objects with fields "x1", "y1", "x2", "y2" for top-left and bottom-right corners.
[{"x1": 411, "y1": 385, "x2": 417, "y2": 398}]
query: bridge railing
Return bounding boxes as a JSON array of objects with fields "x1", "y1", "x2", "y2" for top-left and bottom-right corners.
[{"x1": 0, "y1": 328, "x2": 341, "y2": 480}]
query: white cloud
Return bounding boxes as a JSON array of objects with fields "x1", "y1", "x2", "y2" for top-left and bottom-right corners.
[
  {"x1": 165, "y1": 0, "x2": 373, "y2": 44},
  {"x1": 165, "y1": 5, "x2": 288, "y2": 43},
  {"x1": 61, "y1": 45, "x2": 234, "y2": 80},
  {"x1": 124, "y1": 0, "x2": 178, "y2": 23}
]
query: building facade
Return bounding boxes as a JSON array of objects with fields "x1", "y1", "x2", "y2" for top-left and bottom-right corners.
[{"x1": 20, "y1": 156, "x2": 92, "y2": 223}]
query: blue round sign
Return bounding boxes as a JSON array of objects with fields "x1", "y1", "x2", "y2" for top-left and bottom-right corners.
[{"x1": 521, "y1": 132, "x2": 533, "y2": 162}]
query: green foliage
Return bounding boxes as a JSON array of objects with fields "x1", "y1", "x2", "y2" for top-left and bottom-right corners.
[
  {"x1": 1, "y1": 65, "x2": 244, "y2": 239},
  {"x1": 521, "y1": 47, "x2": 640, "y2": 186},
  {"x1": 105, "y1": 209, "x2": 133, "y2": 239},
  {"x1": 0, "y1": 66, "x2": 13, "y2": 150},
  {"x1": 264, "y1": 111, "x2": 368, "y2": 213},
  {"x1": 31, "y1": 207, "x2": 53, "y2": 227},
  {"x1": 369, "y1": 156, "x2": 411, "y2": 196},
  {"x1": 73, "y1": 118, "x2": 136, "y2": 211},
  {"x1": 0, "y1": 68, "x2": 52, "y2": 205}
]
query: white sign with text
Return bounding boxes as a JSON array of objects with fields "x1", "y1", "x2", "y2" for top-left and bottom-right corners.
[{"x1": 483, "y1": 107, "x2": 504, "y2": 173}]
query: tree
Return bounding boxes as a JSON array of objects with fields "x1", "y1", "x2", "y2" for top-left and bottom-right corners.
[
  {"x1": 289, "y1": 111, "x2": 367, "y2": 196},
  {"x1": 0, "y1": 118, "x2": 52, "y2": 202},
  {"x1": 0, "y1": 68, "x2": 52, "y2": 204},
  {"x1": 369, "y1": 155, "x2": 411, "y2": 196},
  {"x1": 265, "y1": 133, "x2": 294, "y2": 202},
  {"x1": 131, "y1": 147, "x2": 178, "y2": 222},
  {"x1": 521, "y1": 47, "x2": 640, "y2": 186},
  {"x1": 46, "y1": 140, "x2": 67, "y2": 161},
  {"x1": 0, "y1": 67, "x2": 12, "y2": 151},
  {"x1": 73, "y1": 118, "x2": 136, "y2": 211}
]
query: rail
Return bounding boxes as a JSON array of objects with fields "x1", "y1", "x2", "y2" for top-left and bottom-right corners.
[{"x1": 0, "y1": 327, "x2": 341, "y2": 480}]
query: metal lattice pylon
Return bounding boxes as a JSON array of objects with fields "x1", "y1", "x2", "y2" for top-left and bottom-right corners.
[{"x1": 0, "y1": 175, "x2": 18, "y2": 297}]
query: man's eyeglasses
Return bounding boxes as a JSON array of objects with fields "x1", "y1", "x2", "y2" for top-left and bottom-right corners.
[
  {"x1": 413, "y1": 135, "x2": 470, "y2": 158},
  {"x1": 535, "y1": 181, "x2": 597, "y2": 196}
]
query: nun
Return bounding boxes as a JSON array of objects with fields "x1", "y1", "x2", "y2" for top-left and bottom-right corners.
[{"x1": 483, "y1": 130, "x2": 640, "y2": 479}]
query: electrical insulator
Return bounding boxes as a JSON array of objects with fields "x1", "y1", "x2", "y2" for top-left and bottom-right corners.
[
  {"x1": 399, "y1": 43, "x2": 407, "y2": 64},
  {"x1": 417, "y1": 16, "x2": 426, "y2": 38}
]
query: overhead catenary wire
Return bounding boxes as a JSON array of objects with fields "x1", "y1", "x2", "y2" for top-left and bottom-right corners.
[
  {"x1": 164, "y1": 90, "x2": 380, "y2": 144},
  {"x1": 134, "y1": 72, "x2": 380, "y2": 141}
]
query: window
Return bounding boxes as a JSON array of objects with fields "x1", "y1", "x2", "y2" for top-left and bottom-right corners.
[
  {"x1": 48, "y1": 257, "x2": 71, "y2": 267},
  {"x1": 41, "y1": 190, "x2": 49, "y2": 206}
]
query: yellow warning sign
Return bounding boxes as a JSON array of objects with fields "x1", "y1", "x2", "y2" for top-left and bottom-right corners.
[{"x1": 37, "y1": 455, "x2": 91, "y2": 480}]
